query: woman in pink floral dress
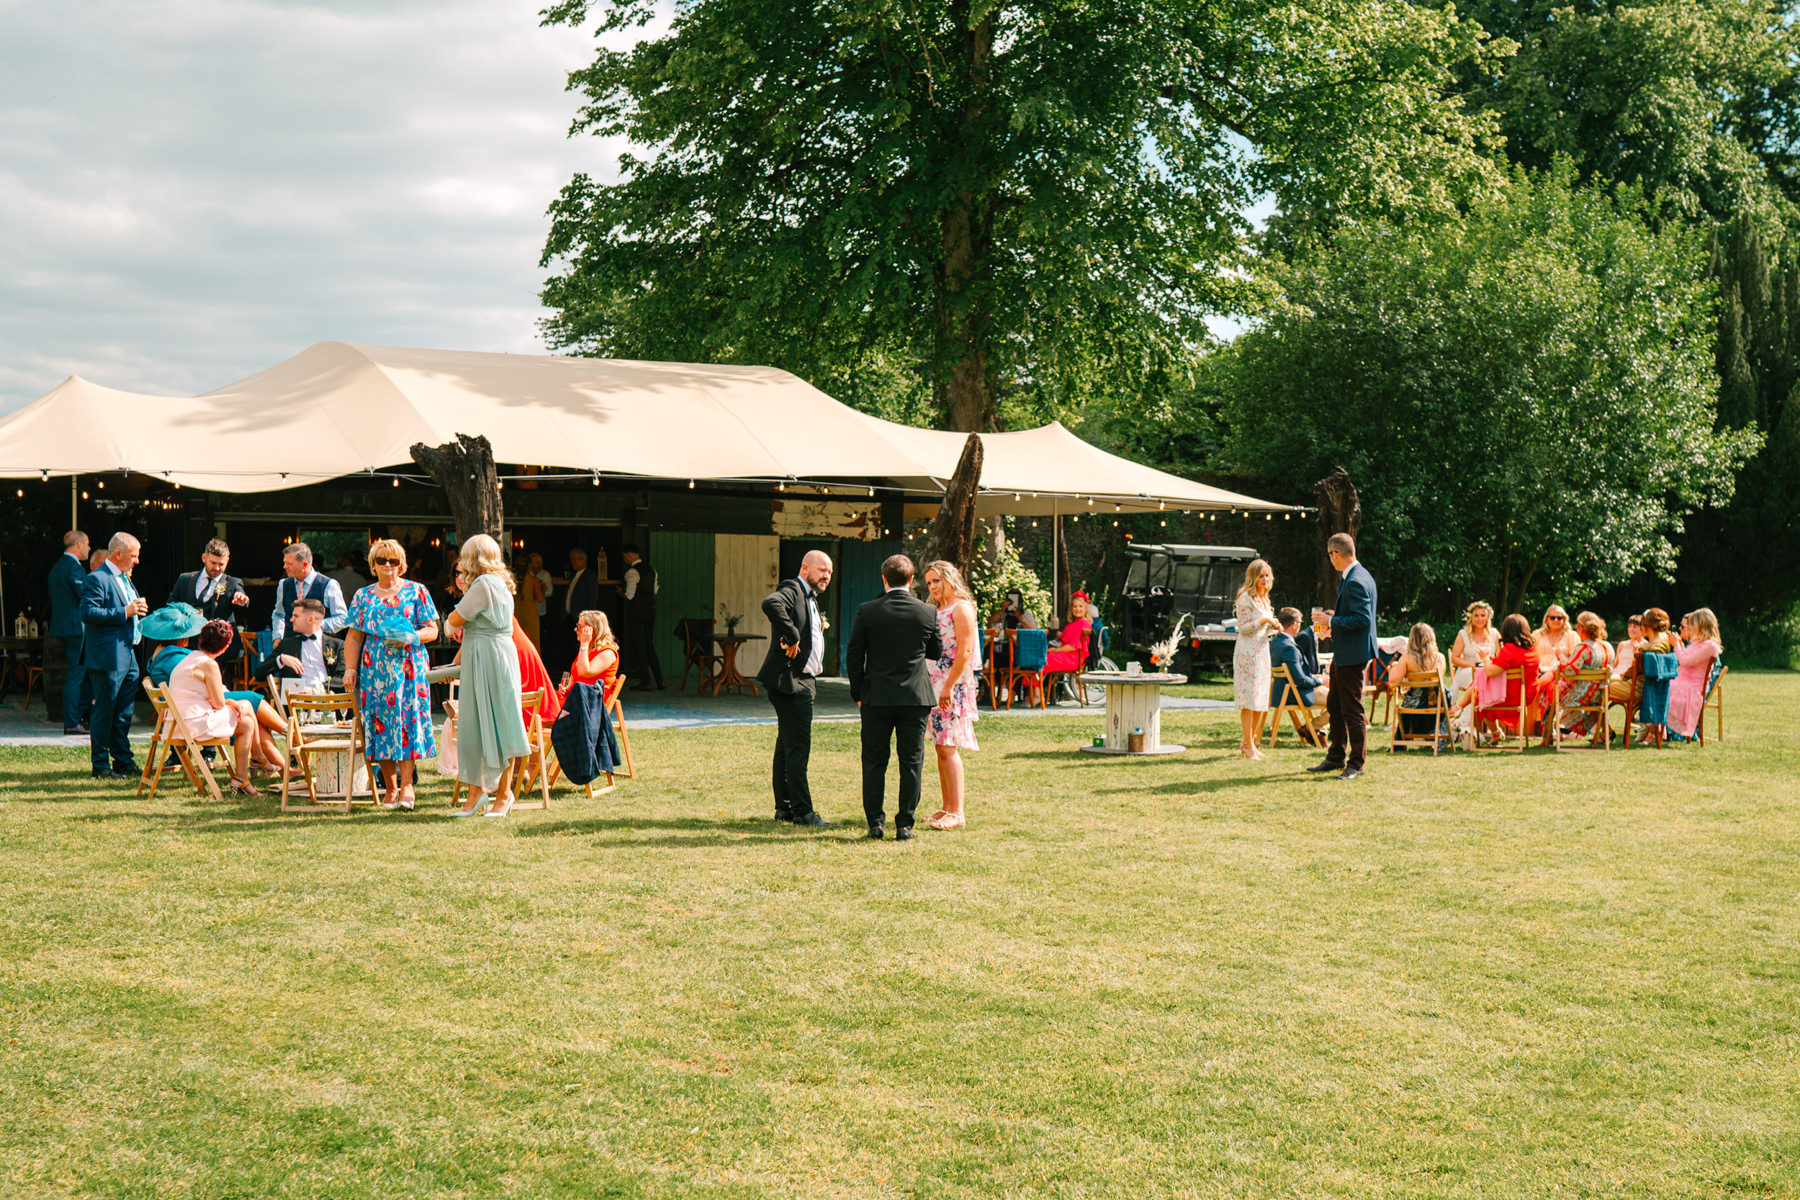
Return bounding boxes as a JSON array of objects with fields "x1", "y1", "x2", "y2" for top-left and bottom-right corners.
[{"x1": 923, "y1": 561, "x2": 980, "y2": 831}]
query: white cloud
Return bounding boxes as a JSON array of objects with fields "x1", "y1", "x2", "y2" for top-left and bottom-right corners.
[{"x1": 0, "y1": 0, "x2": 643, "y2": 411}]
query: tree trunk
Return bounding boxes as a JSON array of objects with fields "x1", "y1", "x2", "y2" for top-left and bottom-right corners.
[
  {"x1": 933, "y1": 1, "x2": 1000, "y2": 433},
  {"x1": 410, "y1": 435, "x2": 504, "y2": 548},
  {"x1": 1508, "y1": 550, "x2": 1541, "y2": 617},
  {"x1": 1312, "y1": 467, "x2": 1361, "y2": 607},
  {"x1": 926, "y1": 433, "x2": 984, "y2": 576}
]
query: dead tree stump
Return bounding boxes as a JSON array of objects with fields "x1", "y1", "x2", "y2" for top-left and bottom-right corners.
[
  {"x1": 1313, "y1": 466, "x2": 1361, "y2": 607},
  {"x1": 410, "y1": 434, "x2": 504, "y2": 548},
  {"x1": 926, "y1": 433, "x2": 984, "y2": 576}
]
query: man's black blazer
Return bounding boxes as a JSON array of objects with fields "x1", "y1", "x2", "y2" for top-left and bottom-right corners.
[
  {"x1": 251, "y1": 633, "x2": 344, "y2": 688},
  {"x1": 758, "y1": 577, "x2": 820, "y2": 696},
  {"x1": 168, "y1": 569, "x2": 246, "y2": 657},
  {"x1": 563, "y1": 568, "x2": 601, "y2": 624},
  {"x1": 846, "y1": 588, "x2": 941, "y2": 708}
]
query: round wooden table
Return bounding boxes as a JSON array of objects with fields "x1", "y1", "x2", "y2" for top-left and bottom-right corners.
[
  {"x1": 1077, "y1": 671, "x2": 1188, "y2": 755},
  {"x1": 708, "y1": 634, "x2": 766, "y2": 697}
]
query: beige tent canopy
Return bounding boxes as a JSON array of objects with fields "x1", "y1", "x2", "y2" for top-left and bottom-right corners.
[{"x1": 0, "y1": 342, "x2": 1291, "y2": 513}]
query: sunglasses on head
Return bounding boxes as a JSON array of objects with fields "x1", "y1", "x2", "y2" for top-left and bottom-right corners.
[{"x1": 373, "y1": 556, "x2": 400, "y2": 567}]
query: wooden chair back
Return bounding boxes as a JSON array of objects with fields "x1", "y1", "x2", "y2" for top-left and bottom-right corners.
[
  {"x1": 511, "y1": 689, "x2": 552, "y2": 811},
  {"x1": 606, "y1": 674, "x2": 636, "y2": 778},
  {"x1": 1698, "y1": 663, "x2": 1728, "y2": 746},
  {"x1": 1552, "y1": 667, "x2": 1612, "y2": 752},
  {"x1": 1007, "y1": 628, "x2": 1049, "y2": 710},
  {"x1": 1266, "y1": 664, "x2": 1326, "y2": 749},
  {"x1": 142, "y1": 681, "x2": 230, "y2": 802},
  {"x1": 1362, "y1": 657, "x2": 1396, "y2": 727},
  {"x1": 282, "y1": 692, "x2": 372, "y2": 814},
  {"x1": 1474, "y1": 666, "x2": 1532, "y2": 752},
  {"x1": 1389, "y1": 672, "x2": 1451, "y2": 755}
]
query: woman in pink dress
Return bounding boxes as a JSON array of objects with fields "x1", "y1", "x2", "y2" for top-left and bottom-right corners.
[
  {"x1": 1666, "y1": 607, "x2": 1723, "y2": 740},
  {"x1": 923, "y1": 561, "x2": 980, "y2": 831},
  {"x1": 1042, "y1": 593, "x2": 1094, "y2": 675},
  {"x1": 165, "y1": 619, "x2": 263, "y2": 796}
]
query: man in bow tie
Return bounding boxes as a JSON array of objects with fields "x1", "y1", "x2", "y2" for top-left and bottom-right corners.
[{"x1": 253, "y1": 598, "x2": 336, "y2": 691}]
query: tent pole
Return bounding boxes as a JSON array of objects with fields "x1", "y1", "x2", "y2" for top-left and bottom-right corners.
[
  {"x1": 70, "y1": 476, "x2": 77, "y2": 530},
  {"x1": 1052, "y1": 497, "x2": 1060, "y2": 622}
]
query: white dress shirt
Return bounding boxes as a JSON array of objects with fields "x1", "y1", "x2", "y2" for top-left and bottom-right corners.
[{"x1": 802, "y1": 579, "x2": 824, "y2": 677}]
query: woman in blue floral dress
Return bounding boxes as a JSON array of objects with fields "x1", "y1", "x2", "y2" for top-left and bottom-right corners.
[
  {"x1": 341, "y1": 538, "x2": 439, "y2": 811},
  {"x1": 923, "y1": 560, "x2": 980, "y2": 831}
]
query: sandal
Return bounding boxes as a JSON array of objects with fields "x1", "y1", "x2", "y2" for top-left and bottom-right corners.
[
  {"x1": 228, "y1": 778, "x2": 261, "y2": 797},
  {"x1": 928, "y1": 811, "x2": 965, "y2": 830}
]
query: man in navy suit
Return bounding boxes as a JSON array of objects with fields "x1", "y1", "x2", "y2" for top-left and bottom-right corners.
[
  {"x1": 845, "y1": 555, "x2": 942, "y2": 840},
  {"x1": 81, "y1": 532, "x2": 149, "y2": 780},
  {"x1": 1307, "y1": 532, "x2": 1378, "y2": 780},
  {"x1": 1270, "y1": 607, "x2": 1326, "y2": 747},
  {"x1": 47, "y1": 530, "x2": 93, "y2": 735}
]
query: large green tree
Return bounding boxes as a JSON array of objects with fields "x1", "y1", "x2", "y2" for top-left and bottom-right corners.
[
  {"x1": 1219, "y1": 166, "x2": 1761, "y2": 616},
  {"x1": 538, "y1": 0, "x2": 1506, "y2": 431}
]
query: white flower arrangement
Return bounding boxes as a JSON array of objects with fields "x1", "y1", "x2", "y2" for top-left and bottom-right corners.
[{"x1": 1148, "y1": 613, "x2": 1192, "y2": 670}]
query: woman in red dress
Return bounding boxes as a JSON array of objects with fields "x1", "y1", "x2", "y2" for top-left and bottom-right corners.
[
  {"x1": 1042, "y1": 592, "x2": 1094, "y2": 675},
  {"x1": 559, "y1": 610, "x2": 620, "y2": 704},
  {"x1": 511, "y1": 615, "x2": 562, "y2": 729},
  {"x1": 1466, "y1": 613, "x2": 1543, "y2": 743}
]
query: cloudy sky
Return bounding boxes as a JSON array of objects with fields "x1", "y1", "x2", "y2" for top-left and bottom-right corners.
[{"x1": 0, "y1": 0, "x2": 646, "y2": 413}]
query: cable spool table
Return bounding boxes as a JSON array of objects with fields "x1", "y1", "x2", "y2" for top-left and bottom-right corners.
[{"x1": 1078, "y1": 671, "x2": 1188, "y2": 755}]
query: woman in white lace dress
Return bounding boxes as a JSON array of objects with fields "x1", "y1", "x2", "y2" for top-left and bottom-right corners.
[{"x1": 1233, "y1": 559, "x2": 1281, "y2": 759}]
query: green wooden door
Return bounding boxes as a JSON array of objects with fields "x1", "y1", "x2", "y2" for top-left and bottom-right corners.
[
  {"x1": 649, "y1": 532, "x2": 714, "y2": 689},
  {"x1": 836, "y1": 538, "x2": 901, "y2": 675}
]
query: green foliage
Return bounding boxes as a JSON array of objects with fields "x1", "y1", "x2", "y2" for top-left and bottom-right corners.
[
  {"x1": 1448, "y1": 0, "x2": 1800, "y2": 223},
  {"x1": 1219, "y1": 164, "x2": 1761, "y2": 616},
  {"x1": 539, "y1": 0, "x2": 1507, "y2": 430},
  {"x1": 967, "y1": 534, "x2": 1052, "y2": 627}
]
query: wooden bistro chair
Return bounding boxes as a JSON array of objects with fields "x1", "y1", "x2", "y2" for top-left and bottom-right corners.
[
  {"x1": 1362, "y1": 659, "x2": 1397, "y2": 728},
  {"x1": 676, "y1": 618, "x2": 723, "y2": 693},
  {"x1": 140, "y1": 681, "x2": 231, "y2": 802},
  {"x1": 283, "y1": 692, "x2": 376, "y2": 815},
  {"x1": 1266, "y1": 664, "x2": 1327, "y2": 749},
  {"x1": 1006, "y1": 628, "x2": 1049, "y2": 710},
  {"x1": 1697, "y1": 663, "x2": 1728, "y2": 746},
  {"x1": 1473, "y1": 667, "x2": 1533, "y2": 752},
  {"x1": 1389, "y1": 672, "x2": 1452, "y2": 755},
  {"x1": 1552, "y1": 667, "x2": 1613, "y2": 752}
]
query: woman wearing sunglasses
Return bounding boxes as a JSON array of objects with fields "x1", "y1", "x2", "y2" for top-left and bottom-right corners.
[{"x1": 342, "y1": 538, "x2": 440, "y2": 811}]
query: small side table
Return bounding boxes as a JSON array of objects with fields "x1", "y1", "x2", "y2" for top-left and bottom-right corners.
[
  {"x1": 1078, "y1": 672, "x2": 1188, "y2": 756},
  {"x1": 708, "y1": 634, "x2": 766, "y2": 697}
]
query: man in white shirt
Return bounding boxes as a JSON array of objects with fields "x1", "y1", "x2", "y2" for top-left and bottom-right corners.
[
  {"x1": 271, "y1": 542, "x2": 347, "y2": 640},
  {"x1": 254, "y1": 598, "x2": 334, "y2": 690}
]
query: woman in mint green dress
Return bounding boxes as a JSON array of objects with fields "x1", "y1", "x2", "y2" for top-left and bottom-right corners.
[{"x1": 444, "y1": 535, "x2": 529, "y2": 816}]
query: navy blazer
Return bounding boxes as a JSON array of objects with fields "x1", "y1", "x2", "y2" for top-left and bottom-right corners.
[
  {"x1": 846, "y1": 589, "x2": 941, "y2": 707},
  {"x1": 79, "y1": 565, "x2": 141, "y2": 675},
  {"x1": 1294, "y1": 627, "x2": 1321, "y2": 677},
  {"x1": 48, "y1": 552, "x2": 87, "y2": 638},
  {"x1": 1328, "y1": 561, "x2": 1379, "y2": 667},
  {"x1": 757, "y1": 576, "x2": 821, "y2": 696},
  {"x1": 1269, "y1": 632, "x2": 1323, "y2": 706}
]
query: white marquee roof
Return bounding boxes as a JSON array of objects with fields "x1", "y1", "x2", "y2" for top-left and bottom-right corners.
[{"x1": 0, "y1": 342, "x2": 1289, "y2": 514}]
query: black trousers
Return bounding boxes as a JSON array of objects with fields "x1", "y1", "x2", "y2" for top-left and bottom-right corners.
[
  {"x1": 769, "y1": 687, "x2": 816, "y2": 820},
  {"x1": 860, "y1": 704, "x2": 930, "y2": 829},
  {"x1": 1325, "y1": 660, "x2": 1368, "y2": 770},
  {"x1": 625, "y1": 610, "x2": 663, "y2": 687},
  {"x1": 88, "y1": 662, "x2": 139, "y2": 772}
]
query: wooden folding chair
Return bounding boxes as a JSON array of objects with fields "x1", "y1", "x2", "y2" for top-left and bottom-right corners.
[
  {"x1": 138, "y1": 680, "x2": 200, "y2": 799},
  {"x1": 606, "y1": 674, "x2": 636, "y2": 778},
  {"x1": 283, "y1": 692, "x2": 375, "y2": 814},
  {"x1": 1473, "y1": 668, "x2": 1532, "y2": 752},
  {"x1": 1266, "y1": 664, "x2": 1327, "y2": 748},
  {"x1": 1552, "y1": 668, "x2": 1612, "y2": 752},
  {"x1": 141, "y1": 682, "x2": 231, "y2": 802},
  {"x1": 1007, "y1": 628, "x2": 1049, "y2": 710},
  {"x1": 1362, "y1": 659, "x2": 1396, "y2": 727},
  {"x1": 1697, "y1": 663, "x2": 1727, "y2": 746},
  {"x1": 1389, "y1": 672, "x2": 1452, "y2": 754},
  {"x1": 508, "y1": 689, "x2": 553, "y2": 811},
  {"x1": 1607, "y1": 654, "x2": 1666, "y2": 749}
]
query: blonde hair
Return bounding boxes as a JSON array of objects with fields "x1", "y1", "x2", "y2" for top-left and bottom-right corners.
[
  {"x1": 923, "y1": 560, "x2": 973, "y2": 603},
  {"x1": 458, "y1": 534, "x2": 516, "y2": 594},
  {"x1": 1462, "y1": 601, "x2": 1493, "y2": 632},
  {"x1": 1406, "y1": 622, "x2": 1443, "y2": 675},
  {"x1": 366, "y1": 538, "x2": 407, "y2": 573},
  {"x1": 1684, "y1": 607, "x2": 1722, "y2": 649},
  {"x1": 576, "y1": 610, "x2": 618, "y2": 651},
  {"x1": 1575, "y1": 611, "x2": 1607, "y2": 642},
  {"x1": 1237, "y1": 558, "x2": 1271, "y2": 600}
]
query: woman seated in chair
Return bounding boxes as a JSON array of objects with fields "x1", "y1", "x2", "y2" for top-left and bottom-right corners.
[
  {"x1": 1041, "y1": 592, "x2": 1094, "y2": 676},
  {"x1": 1533, "y1": 605, "x2": 1579, "y2": 684},
  {"x1": 1386, "y1": 623, "x2": 1448, "y2": 746},
  {"x1": 559, "y1": 609, "x2": 620, "y2": 704},
  {"x1": 1452, "y1": 613, "x2": 1540, "y2": 744},
  {"x1": 166, "y1": 619, "x2": 264, "y2": 796},
  {"x1": 1555, "y1": 611, "x2": 1614, "y2": 742},
  {"x1": 983, "y1": 588, "x2": 1040, "y2": 697},
  {"x1": 1608, "y1": 607, "x2": 1675, "y2": 704},
  {"x1": 1665, "y1": 607, "x2": 1723, "y2": 741}
]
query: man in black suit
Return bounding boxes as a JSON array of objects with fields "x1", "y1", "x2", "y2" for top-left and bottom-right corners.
[
  {"x1": 167, "y1": 537, "x2": 249, "y2": 665},
  {"x1": 756, "y1": 549, "x2": 835, "y2": 826},
  {"x1": 559, "y1": 548, "x2": 601, "y2": 673},
  {"x1": 845, "y1": 554, "x2": 941, "y2": 840}
]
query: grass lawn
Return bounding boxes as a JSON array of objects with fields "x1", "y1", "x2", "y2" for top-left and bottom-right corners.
[{"x1": 2, "y1": 672, "x2": 1796, "y2": 1198}]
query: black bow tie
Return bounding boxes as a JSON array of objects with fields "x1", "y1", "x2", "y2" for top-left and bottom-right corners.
[{"x1": 299, "y1": 634, "x2": 317, "y2": 642}]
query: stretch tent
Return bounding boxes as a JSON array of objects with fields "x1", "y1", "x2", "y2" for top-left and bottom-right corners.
[{"x1": 0, "y1": 342, "x2": 1291, "y2": 513}]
